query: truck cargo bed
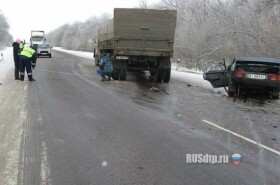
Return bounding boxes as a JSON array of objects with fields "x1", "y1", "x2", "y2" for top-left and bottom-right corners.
[{"x1": 98, "y1": 8, "x2": 177, "y2": 56}]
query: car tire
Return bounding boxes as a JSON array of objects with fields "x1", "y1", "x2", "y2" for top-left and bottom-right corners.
[
  {"x1": 228, "y1": 83, "x2": 237, "y2": 97},
  {"x1": 49, "y1": 54, "x2": 52, "y2": 58},
  {"x1": 272, "y1": 88, "x2": 279, "y2": 99}
]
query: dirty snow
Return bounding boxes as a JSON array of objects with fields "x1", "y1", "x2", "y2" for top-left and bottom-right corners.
[
  {"x1": 0, "y1": 46, "x2": 27, "y2": 185},
  {"x1": 0, "y1": 47, "x2": 14, "y2": 83},
  {"x1": 53, "y1": 47, "x2": 213, "y2": 88}
]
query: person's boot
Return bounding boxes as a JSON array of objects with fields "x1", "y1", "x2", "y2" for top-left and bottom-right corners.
[
  {"x1": 107, "y1": 75, "x2": 111, "y2": 81},
  {"x1": 28, "y1": 75, "x2": 35, "y2": 82},
  {"x1": 101, "y1": 76, "x2": 107, "y2": 81}
]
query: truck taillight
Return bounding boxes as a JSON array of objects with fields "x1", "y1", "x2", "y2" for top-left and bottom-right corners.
[
  {"x1": 232, "y1": 71, "x2": 246, "y2": 78},
  {"x1": 118, "y1": 50, "x2": 125, "y2": 55},
  {"x1": 268, "y1": 74, "x2": 280, "y2": 81}
]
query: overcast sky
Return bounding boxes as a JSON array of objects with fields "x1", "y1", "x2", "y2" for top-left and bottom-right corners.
[{"x1": 0, "y1": 0, "x2": 160, "y2": 41}]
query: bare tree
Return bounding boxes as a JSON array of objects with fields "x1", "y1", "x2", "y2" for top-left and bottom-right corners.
[
  {"x1": 46, "y1": 14, "x2": 111, "y2": 51},
  {"x1": 0, "y1": 12, "x2": 13, "y2": 49},
  {"x1": 138, "y1": 0, "x2": 149, "y2": 8},
  {"x1": 155, "y1": 0, "x2": 280, "y2": 71}
]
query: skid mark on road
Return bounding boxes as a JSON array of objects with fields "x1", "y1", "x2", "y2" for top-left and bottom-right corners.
[
  {"x1": 202, "y1": 120, "x2": 280, "y2": 156},
  {"x1": 37, "y1": 69, "x2": 99, "y2": 79},
  {"x1": 40, "y1": 141, "x2": 51, "y2": 185}
]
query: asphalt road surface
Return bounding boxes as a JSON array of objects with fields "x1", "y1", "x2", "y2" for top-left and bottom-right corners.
[{"x1": 1, "y1": 50, "x2": 279, "y2": 185}]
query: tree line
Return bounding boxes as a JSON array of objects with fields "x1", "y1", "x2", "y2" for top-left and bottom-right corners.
[
  {"x1": 0, "y1": 12, "x2": 13, "y2": 50},
  {"x1": 46, "y1": 0, "x2": 280, "y2": 71}
]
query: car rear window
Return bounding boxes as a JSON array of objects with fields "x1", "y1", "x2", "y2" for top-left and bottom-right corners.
[{"x1": 235, "y1": 61, "x2": 279, "y2": 74}]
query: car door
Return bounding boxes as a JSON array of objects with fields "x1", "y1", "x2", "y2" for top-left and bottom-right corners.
[{"x1": 203, "y1": 70, "x2": 229, "y2": 88}]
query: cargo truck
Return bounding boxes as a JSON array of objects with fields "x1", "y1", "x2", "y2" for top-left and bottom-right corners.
[
  {"x1": 30, "y1": 30, "x2": 46, "y2": 48},
  {"x1": 94, "y1": 8, "x2": 177, "y2": 82}
]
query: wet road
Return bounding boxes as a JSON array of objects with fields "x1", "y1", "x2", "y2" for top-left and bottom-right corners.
[{"x1": 20, "y1": 50, "x2": 280, "y2": 184}]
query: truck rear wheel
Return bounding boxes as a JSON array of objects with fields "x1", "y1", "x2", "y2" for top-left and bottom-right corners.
[
  {"x1": 163, "y1": 68, "x2": 171, "y2": 83},
  {"x1": 94, "y1": 57, "x2": 99, "y2": 66},
  {"x1": 157, "y1": 70, "x2": 163, "y2": 83},
  {"x1": 150, "y1": 71, "x2": 156, "y2": 77},
  {"x1": 112, "y1": 69, "x2": 120, "y2": 80},
  {"x1": 120, "y1": 69, "x2": 127, "y2": 80}
]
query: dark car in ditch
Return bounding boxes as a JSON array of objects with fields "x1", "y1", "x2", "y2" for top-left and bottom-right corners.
[{"x1": 203, "y1": 57, "x2": 280, "y2": 99}]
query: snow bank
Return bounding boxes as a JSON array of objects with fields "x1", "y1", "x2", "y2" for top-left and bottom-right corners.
[
  {"x1": 171, "y1": 70, "x2": 212, "y2": 88},
  {"x1": 53, "y1": 47, "x2": 94, "y2": 60},
  {"x1": 0, "y1": 47, "x2": 14, "y2": 82},
  {"x1": 52, "y1": 47, "x2": 213, "y2": 88}
]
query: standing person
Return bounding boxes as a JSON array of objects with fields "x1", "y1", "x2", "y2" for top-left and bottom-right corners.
[
  {"x1": 12, "y1": 38, "x2": 22, "y2": 80},
  {"x1": 19, "y1": 45, "x2": 37, "y2": 81},
  {"x1": 97, "y1": 52, "x2": 113, "y2": 81}
]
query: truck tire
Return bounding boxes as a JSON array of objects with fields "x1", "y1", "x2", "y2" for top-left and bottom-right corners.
[
  {"x1": 112, "y1": 69, "x2": 120, "y2": 80},
  {"x1": 94, "y1": 56, "x2": 99, "y2": 66},
  {"x1": 150, "y1": 71, "x2": 156, "y2": 76},
  {"x1": 157, "y1": 70, "x2": 163, "y2": 83},
  {"x1": 120, "y1": 69, "x2": 127, "y2": 80},
  {"x1": 163, "y1": 68, "x2": 171, "y2": 83}
]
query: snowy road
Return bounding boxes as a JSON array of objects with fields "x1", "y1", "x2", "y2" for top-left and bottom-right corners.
[{"x1": 0, "y1": 49, "x2": 280, "y2": 184}]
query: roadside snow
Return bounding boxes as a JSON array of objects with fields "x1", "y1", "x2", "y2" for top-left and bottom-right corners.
[
  {"x1": 53, "y1": 47, "x2": 94, "y2": 60},
  {"x1": 53, "y1": 47, "x2": 213, "y2": 88},
  {"x1": 0, "y1": 47, "x2": 14, "y2": 83},
  {"x1": 171, "y1": 70, "x2": 212, "y2": 88}
]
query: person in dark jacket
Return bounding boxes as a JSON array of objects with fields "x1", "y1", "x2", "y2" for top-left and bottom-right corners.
[
  {"x1": 97, "y1": 53, "x2": 113, "y2": 81},
  {"x1": 19, "y1": 45, "x2": 37, "y2": 81},
  {"x1": 12, "y1": 38, "x2": 22, "y2": 80}
]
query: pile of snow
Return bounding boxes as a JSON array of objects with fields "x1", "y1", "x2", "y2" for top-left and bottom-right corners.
[
  {"x1": 171, "y1": 70, "x2": 212, "y2": 88},
  {"x1": 52, "y1": 47, "x2": 213, "y2": 88},
  {"x1": 0, "y1": 47, "x2": 14, "y2": 82}
]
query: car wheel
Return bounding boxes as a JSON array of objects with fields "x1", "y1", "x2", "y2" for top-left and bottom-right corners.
[
  {"x1": 49, "y1": 54, "x2": 52, "y2": 58},
  {"x1": 228, "y1": 83, "x2": 237, "y2": 97},
  {"x1": 272, "y1": 88, "x2": 279, "y2": 99}
]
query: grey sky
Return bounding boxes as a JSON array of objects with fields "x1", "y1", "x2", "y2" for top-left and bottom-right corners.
[{"x1": 0, "y1": 0, "x2": 159, "y2": 41}]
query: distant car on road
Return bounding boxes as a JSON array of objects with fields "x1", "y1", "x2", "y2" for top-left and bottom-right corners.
[
  {"x1": 203, "y1": 57, "x2": 280, "y2": 99},
  {"x1": 37, "y1": 44, "x2": 52, "y2": 58}
]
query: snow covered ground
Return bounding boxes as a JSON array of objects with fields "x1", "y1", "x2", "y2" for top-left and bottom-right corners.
[
  {"x1": 53, "y1": 47, "x2": 213, "y2": 88},
  {"x1": 54, "y1": 47, "x2": 94, "y2": 60},
  {"x1": 0, "y1": 47, "x2": 14, "y2": 83}
]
